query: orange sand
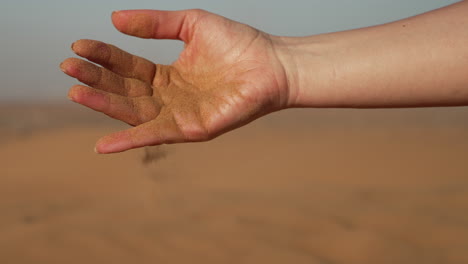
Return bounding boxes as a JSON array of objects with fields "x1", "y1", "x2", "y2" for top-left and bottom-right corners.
[{"x1": 1, "y1": 104, "x2": 467, "y2": 263}]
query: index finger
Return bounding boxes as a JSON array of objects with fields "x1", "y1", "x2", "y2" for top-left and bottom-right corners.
[{"x1": 71, "y1": 39, "x2": 157, "y2": 83}]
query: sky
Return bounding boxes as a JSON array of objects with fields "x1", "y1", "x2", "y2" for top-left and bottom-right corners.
[{"x1": 0, "y1": 0, "x2": 460, "y2": 102}]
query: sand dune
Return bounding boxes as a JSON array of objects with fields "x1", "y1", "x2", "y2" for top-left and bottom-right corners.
[{"x1": 1, "y1": 104, "x2": 467, "y2": 264}]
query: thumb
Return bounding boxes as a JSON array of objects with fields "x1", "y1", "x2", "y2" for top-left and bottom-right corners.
[
  {"x1": 94, "y1": 117, "x2": 185, "y2": 154},
  {"x1": 111, "y1": 9, "x2": 204, "y2": 42}
]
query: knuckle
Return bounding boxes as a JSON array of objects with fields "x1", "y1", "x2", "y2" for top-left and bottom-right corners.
[
  {"x1": 183, "y1": 125, "x2": 210, "y2": 142},
  {"x1": 189, "y1": 8, "x2": 206, "y2": 15}
]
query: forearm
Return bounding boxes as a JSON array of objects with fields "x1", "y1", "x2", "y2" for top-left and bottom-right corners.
[{"x1": 275, "y1": 0, "x2": 468, "y2": 108}]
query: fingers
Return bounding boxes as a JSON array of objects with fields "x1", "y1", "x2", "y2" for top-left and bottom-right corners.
[
  {"x1": 61, "y1": 58, "x2": 152, "y2": 97},
  {"x1": 95, "y1": 117, "x2": 182, "y2": 154},
  {"x1": 111, "y1": 9, "x2": 206, "y2": 42},
  {"x1": 68, "y1": 85, "x2": 160, "y2": 126},
  {"x1": 71, "y1": 39, "x2": 156, "y2": 83}
]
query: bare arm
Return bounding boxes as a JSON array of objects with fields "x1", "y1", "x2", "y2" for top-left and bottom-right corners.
[
  {"x1": 61, "y1": 2, "x2": 468, "y2": 153},
  {"x1": 276, "y1": 0, "x2": 468, "y2": 108}
]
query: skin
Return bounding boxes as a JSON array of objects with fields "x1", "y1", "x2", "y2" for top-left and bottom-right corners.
[{"x1": 60, "y1": 2, "x2": 468, "y2": 154}]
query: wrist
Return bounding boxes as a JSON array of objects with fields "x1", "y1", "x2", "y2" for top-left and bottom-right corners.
[
  {"x1": 271, "y1": 35, "x2": 336, "y2": 108},
  {"x1": 269, "y1": 36, "x2": 300, "y2": 109}
]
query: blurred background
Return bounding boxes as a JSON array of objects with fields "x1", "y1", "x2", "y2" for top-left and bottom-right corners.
[{"x1": 1, "y1": 0, "x2": 468, "y2": 263}]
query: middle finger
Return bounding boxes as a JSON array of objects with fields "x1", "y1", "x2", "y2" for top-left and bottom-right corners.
[{"x1": 61, "y1": 58, "x2": 153, "y2": 97}]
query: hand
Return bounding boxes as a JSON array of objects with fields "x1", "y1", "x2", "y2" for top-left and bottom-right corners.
[{"x1": 60, "y1": 9, "x2": 290, "y2": 154}]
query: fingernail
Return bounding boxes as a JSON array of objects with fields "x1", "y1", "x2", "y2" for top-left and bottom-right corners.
[
  {"x1": 59, "y1": 62, "x2": 67, "y2": 74},
  {"x1": 71, "y1": 41, "x2": 76, "y2": 52},
  {"x1": 94, "y1": 146, "x2": 100, "y2": 154},
  {"x1": 67, "y1": 89, "x2": 75, "y2": 102},
  {"x1": 112, "y1": 10, "x2": 121, "y2": 16}
]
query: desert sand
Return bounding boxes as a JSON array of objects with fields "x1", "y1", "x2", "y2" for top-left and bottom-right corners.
[{"x1": 1, "y1": 103, "x2": 468, "y2": 264}]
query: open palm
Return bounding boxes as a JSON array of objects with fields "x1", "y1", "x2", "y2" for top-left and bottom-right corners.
[{"x1": 61, "y1": 9, "x2": 289, "y2": 153}]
